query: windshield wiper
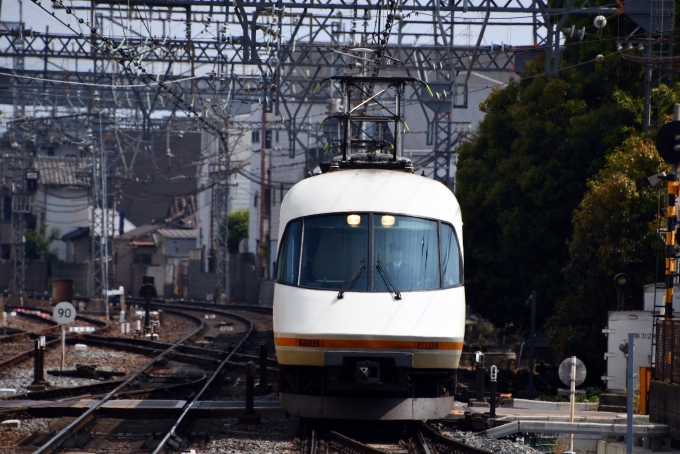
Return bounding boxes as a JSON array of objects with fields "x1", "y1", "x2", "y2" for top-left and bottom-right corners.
[
  {"x1": 376, "y1": 259, "x2": 402, "y2": 300},
  {"x1": 338, "y1": 260, "x2": 366, "y2": 299}
]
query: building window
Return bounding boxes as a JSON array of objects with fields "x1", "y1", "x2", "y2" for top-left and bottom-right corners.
[
  {"x1": 252, "y1": 130, "x2": 260, "y2": 144},
  {"x1": 133, "y1": 250, "x2": 152, "y2": 264},
  {"x1": 1, "y1": 197, "x2": 11, "y2": 223},
  {"x1": 0, "y1": 244, "x2": 9, "y2": 260},
  {"x1": 265, "y1": 130, "x2": 273, "y2": 149}
]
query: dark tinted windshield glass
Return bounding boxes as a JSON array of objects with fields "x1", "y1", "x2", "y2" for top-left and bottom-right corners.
[
  {"x1": 276, "y1": 220, "x2": 302, "y2": 285},
  {"x1": 440, "y1": 223, "x2": 463, "y2": 287},
  {"x1": 373, "y1": 215, "x2": 440, "y2": 291},
  {"x1": 277, "y1": 213, "x2": 463, "y2": 292},
  {"x1": 299, "y1": 214, "x2": 368, "y2": 290}
]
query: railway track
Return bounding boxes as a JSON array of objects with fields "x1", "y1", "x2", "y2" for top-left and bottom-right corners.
[
  {"x1": 2, "y1": 373, "x2": 207, "y2": 403},
  {"x1": 0, "y1": 309, "x2": 110, "y2": 371},
  {"x1": 150, "y1": 305, "x2": 254, "y2": 453},
  {"x1": 28, "y1": 312, "x2": 207, "y2": 454},
  {"x1": 299, "y1": 420, "x2": 493, "y2": 454},
  {"x1": 26, "y1": 305, "x2": 256, "y2": 453}
]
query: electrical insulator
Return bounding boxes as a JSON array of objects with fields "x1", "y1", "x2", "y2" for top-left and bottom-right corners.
[{"x1": 593, "y1": 15, "x2": 607, "y2": 28}]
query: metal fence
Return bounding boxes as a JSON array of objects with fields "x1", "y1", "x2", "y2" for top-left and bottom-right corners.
[{"x1": 655, "y1": 320, "x2": 680, "y2": 383}]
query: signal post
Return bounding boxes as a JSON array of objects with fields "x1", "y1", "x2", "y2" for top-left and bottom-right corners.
[{"x1": 655, "y1": 105, "x2": 680, "y2": 320}]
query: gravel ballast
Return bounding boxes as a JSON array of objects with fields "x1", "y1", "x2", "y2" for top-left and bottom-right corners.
[{"x1": 444, "y1": 429, "x2": 544, "y2": 454}]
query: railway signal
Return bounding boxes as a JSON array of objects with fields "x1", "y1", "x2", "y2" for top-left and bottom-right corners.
[
  {"x1": 655, "y1": 121, "x2": 680, "y2": 165},
  {"x1": 654, "y1": 105, "x2": 680, "y2": 321}
]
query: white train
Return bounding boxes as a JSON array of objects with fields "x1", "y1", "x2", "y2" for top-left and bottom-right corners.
[{"x1": 273, "y1": 167, "x2": 466, "y2": 420}]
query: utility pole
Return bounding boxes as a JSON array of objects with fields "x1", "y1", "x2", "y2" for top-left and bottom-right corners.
[
  {"x1": 259, "y1": 96, "x2": 269, "y2": 280},
  {"x1": 10, "y1": 137, "x2": 29, "y2": 298},
  {"x1": 91, "y1": 115, "x2": 112, "y2": 317},
  {"x1": 214, "y1": 128, "x2": 231, "y2": 303},
  {"x1": 526, "y1": 290, "x2": 537, "y2": 391}
]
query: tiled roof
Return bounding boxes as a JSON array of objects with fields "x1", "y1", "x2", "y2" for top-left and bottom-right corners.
[
  {"x1": 157, "y1": 229, "x2": 196, "y2": 239},
  {"x1": 61, "y1": 227, "x2": 89, "y2": 242},
  {"x1": 118, "y1": 224, "x2": 160, "y2": 241},
  {"x1": 130, "y1": 241, "x2": 155, "y2": 247},
  {"x1": 34, "y1": 156, "x2": 90, "y2": 187}
]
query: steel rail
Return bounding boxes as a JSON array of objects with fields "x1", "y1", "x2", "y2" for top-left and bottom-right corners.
[
  {"x1": 415, "y1": 428, "x2": 435, "y2": 454},
  {"x1": 324, "y1": 430, "x2": 388, "y2": 454},
  {"x1": 74, "y1": 335, "x2": 279, "y2": 370},
  {"x1": 0, "y1": 312, "x2": 110, "y2": 372},
  {"x1": 127, "y1": 297, "x2": 274, "y2": 315},
  {"x1": 68, "y1": 336, "x2": 221, "y2": 368},
  {"x1": 1, "y1": 293, "x2": 274, "y2": 315},
  {"x1": 3, "y1": 373, "x2": 206, "y2": 405},
  {"x1": 419, "y1": 422, "x2": 492, "y2": 454},
  {"x1": 299, "y1": 418, "x2": 318, "y2": 454},
  {"x1": 151, "y1": 306, "x2": 254, "y2": 453},
  {"x1": 31, "y1": 316, "x2": 206, "y2": 454},
  {"x1": 0, "y1": 313, "x2": 61, "y2": 342}
]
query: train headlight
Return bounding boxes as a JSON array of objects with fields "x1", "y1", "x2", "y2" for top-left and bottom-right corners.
[
  {"x1": 347, "y1": 214, "x2": 361, "y2": 227},
  {"x1": 381, "y1": 215, "x2": 395, "y2": 227}
]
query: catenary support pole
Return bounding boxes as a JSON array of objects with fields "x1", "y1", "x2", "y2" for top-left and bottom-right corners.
[
  {"x1": 627, "y1": 332, "x2": 634, "y2": 454},
  {"x1": 476, "y1": 363, "x2": 484, "y2": 402},
  {"x1": 664, "y1": 103, "x2": 680, "y2": 321},
  {"x1": 569, "y1": 356, "x2": 576, "y2": 452},
  {"x1": 490, "y1": 379, "x2": 496, "y2": 417},
  {"x1": 527, "y1": 291, "x2": 537, "y2": 390}
]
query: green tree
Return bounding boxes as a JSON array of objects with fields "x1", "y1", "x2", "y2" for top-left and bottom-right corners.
[
  {"x1": 25, "y1": 223, "x2": 61, "y2": 261},
  {"x1": 547, "y1": 134, "x2": 666, "y2": 377},
  {"x1": 456, "y1": 55, "x2": 633, "y2": 333},
  {"x1": 227, "y1": 209, "x2": 249, "y2": 254},
  {"x1": 455, "y1": 0, "x2": 680, "y2": 378}
]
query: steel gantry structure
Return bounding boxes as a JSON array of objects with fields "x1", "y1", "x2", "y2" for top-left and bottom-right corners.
[{"x1": 0, "y1": 0, "x2": 673, "y2": 296}]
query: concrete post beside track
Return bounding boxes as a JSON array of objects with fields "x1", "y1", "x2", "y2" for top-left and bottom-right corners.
[
  {"x1": 256, "y1": 341, "x2": 272, "y2": 394},
  {"x1": 239, "y1": 362, "x2": 262, "y2": 424}
]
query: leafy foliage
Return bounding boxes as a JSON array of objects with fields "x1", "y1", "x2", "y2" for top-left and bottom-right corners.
[
  {"x1": 546, "y1": 135, "x2": 666, "y2": 377},
  {"x1": 455, "y1": 1, "x2": 679, "y2": 377},
  {"x1": 25, "y1": 224, "x2": 61, "y2": 261},
  {"x1": 456, "y1": 54, "x2": 634, "y2": 334},
  {"x1": 227, "y1": 209, "x2": 249, "y2": 254}
]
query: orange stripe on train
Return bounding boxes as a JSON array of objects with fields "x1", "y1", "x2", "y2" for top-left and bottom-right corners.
[{"x1": 274, "y1": 337, "x2": 463, "y2": 351}]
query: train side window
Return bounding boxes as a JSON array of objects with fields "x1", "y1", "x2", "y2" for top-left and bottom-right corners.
[
  {"x1": 276, "y1": 220, "x2": 302, "y2": 285},
  {"x1": 440, "y1": 223, "x2": 463, "y2": 288}
]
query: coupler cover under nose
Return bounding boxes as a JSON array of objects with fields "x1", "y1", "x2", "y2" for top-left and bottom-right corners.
[{"x1": 355, "y1": 360, "x2": 380, "y2": 384}]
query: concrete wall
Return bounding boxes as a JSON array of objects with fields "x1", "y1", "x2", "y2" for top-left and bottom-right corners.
[
  {"x1": 113, "y1": 243, "x2": 134, "y2": 293},
  {"x1": 69, "y1": 237, "x2": 91, "y2": 264},
  {"x1": 650, "y1": 380, "x2": 680, "y2": 444},
  {"x1": 258, "y1": 280, "x2": 274, "y2": 307},
  {"x1": 51, "y1": 261, "x2": 90, "y2": 296},
  {"x1": 0, "y1": 261, "x2": 10, "y2": 289},
  {"x1": 130, "y1": 263, "x2": 149, "y2": 297},
  {"x1": 34, "y1": 187, "x2": 90, "y2": 261},
  {"x1": 26, "y1": 261, "x2": 48, "y2": 293},
  {"x1": 230, "y1": 253, "x2": 258, "y2": 304},
  {"x1": 146, "y1": 266, "x2": 165, "y2": 297},
  {"x1": 187, "y1": 260, "x2": 217, "y2": 300}
]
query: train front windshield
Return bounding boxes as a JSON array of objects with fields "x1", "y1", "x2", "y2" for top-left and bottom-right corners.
[{"x1": 276, "y1": 213, "x2": 463, "y2": 292}]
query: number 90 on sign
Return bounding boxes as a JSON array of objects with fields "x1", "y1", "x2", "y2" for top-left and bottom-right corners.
[{"x1": 53, "y1": 302, "x2": 76, "y2": 325}]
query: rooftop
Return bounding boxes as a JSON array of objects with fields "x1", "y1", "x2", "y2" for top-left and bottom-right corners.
[{"x1": 34, "y1": 156, "x2": 90, "y2": 187}]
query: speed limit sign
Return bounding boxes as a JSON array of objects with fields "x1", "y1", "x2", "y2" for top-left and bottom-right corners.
[{"x1": 53, "y1": 302, "x2": 76, "y2": 325}]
